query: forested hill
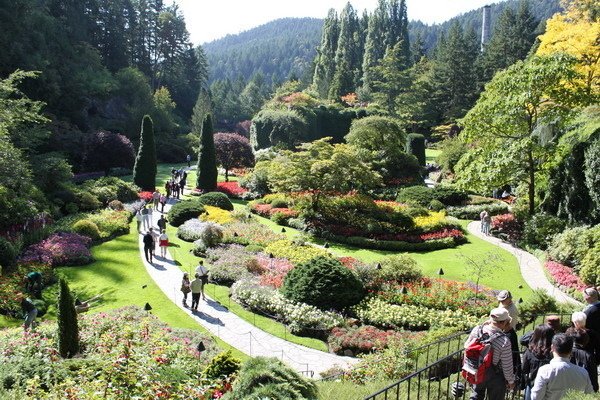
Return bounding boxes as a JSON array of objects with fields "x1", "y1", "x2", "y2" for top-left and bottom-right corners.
[
  {"x1": 204, "y1": 0, "x2": 560, "y2": 86},
  {"x1": 409, "y1": 0, "x2": 562, "y2": 51},
  {"x1": 204, "y1": 18, "x2": 323, "y2": 85}
]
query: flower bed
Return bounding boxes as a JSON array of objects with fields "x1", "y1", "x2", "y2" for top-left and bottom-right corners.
[
  {"x1": 200, "y1": 205, "x2": 234, "y2": 225},
  {"x1": 545, "y1": 260, "x2": 586, "y2": 292},
  {"x1": 205, "y1": 245, "x2": 256, "y2": 285},
  {"x1": 19, "y1": 232, "x2": 92, "y2": 267},
  {"x1": 216, "y1": 181, "x2": 248, "y2": 198},
  {"x1": 222, "y1": 221, "x2": 285, "y2": 247},
  {"x1": 322, "y1": 234, "x2": 462, "y2": 252},
  {"x1": 138, "y1": 191, "x2": 154, "y2": 202},
  {"x1": 250, "y1": 203, "x2": 299, "y2": 220},
  {"x1": 231, "y1": 279, "x2": 343, "y2": 336},
  {"x1": 491, "y1": 213, "x2": 522, "y2": 243},
  {"x1": 328, "y1": 325, "x2": 410, "y2": 356},
  {"x1": 378, "y1": 278, "x2": 494, "y2": 316},
  {"x1": 87, "y1": 209, "x2": 131, "y2": 239},
  {"x1": 256, "y1": 255, "x2": 294, "y2": 289},
  {"x1": 353, "y1": 297, "x2": 479, "y2": 331},
  {"x1": 0, "y1": 306, "x2": 225, "y2": 398},
  {"x1": 264, "y1": 240, "x2": 331, "y2": 265}
]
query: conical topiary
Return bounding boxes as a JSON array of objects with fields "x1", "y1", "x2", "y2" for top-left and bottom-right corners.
[
  {"x1": 132, "y1": 115, "x2": 157, "y2": 191},
  {"x1": 57, "y1": 278, "x2": 79, "y2": 358},
  {"x1": 196, "y1": 114, "x2": 217, "y2": 191}
]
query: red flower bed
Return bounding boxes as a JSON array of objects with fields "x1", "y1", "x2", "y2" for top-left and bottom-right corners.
[
  {"x1": 216, "y1": 181, "x2": 248, "y2": 197},
  {"x1": 250, "y1": 203, "x2": 298, "y2": 219},
  {"x1": 138, "y1": 191, "x2": 154, "y2": 201},
  {"x1": 328, "y1": 325, "x2": 411, "y2": 355},
  {"x1": 419, "y1": 229, "x2": 464, "y2": 241},
  {"x1": 545, "y1": 261, "x2": 586, "y2": 292}
]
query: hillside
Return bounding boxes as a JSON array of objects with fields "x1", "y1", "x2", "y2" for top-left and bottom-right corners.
[
  {"x1": 203, "y1": 0, "x2": 560, "y2": 86},
  {"x1": 204, "y1": 18, "x2": 323, "y2": 85}
]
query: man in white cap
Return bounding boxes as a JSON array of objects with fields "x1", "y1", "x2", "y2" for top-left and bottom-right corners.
[
  {"x1": 497, "y1": 290, "x2": 520, "y2": 372},
  {"x1": 465, "y1": 307, "x2": 515, "y2": 400}
]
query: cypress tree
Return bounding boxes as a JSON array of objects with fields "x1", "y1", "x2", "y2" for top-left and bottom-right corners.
[
  {"x1": 407, "y1": 133, "x2": 426, "y2": 166},
  {"x1": 362, "y1": 0, "x2": 389, "y2": 96},
  {"x1": 312, "y1": 9, "x2": 339, "y2": 98},
  {"x1": 132, "y1": 115, "x2": 157, "y2": 191},
  {"x1": 196, "y1": 114, "x2": 217, "y2": 191},
  {"x1": 57, "y1": 278, "x2": 79, "y2": 358},
  {"x1": 329, "y1": 3, "x2": 360, "y2": 99}
]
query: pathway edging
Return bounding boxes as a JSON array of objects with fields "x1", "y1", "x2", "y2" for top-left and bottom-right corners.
[
  {"x1": 138, "y1": 196, "x2": 358, "y2": 378},
  {"x1": 467, "y1": 221, "x2": 582, "y2": 306}
]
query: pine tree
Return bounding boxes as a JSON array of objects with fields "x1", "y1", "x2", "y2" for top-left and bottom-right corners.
[
  {"x1": 312, "y1": 9, "x2": 339, "y2": 98},
  {"x1": 57, "y1": 279, "x2": 79, "y2": 358},
  {"x1": 329, "y1": 3, "x2": 360, "y2": 99},
  {"x1": 132, "y1": 115, "x2": 157, "y2": 191},
  {"x1": 371, "y1": 41, "x2": 412, "y2": 114},
  {"x1": 361, "y1": 0, "x2": 389, "y2": 96},
  {"x1": 196, "y1": 114, "x2": 217, "y2": 191}
]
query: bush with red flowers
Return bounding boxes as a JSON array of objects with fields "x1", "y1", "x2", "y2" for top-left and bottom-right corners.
[
  {"x1": 328, "y1": 325, "x2": 410, "y2": 356},
  {"x1": 138, "y1": 191, "x2": 154, "y2": 202},
  {"x1": 19, "y1": 232, "x2": 92, "y2": 267},
  {"x1": 491, "y1": 213, "x2": 523, "y2": 243},
  {"x1": 545, "y1": 260, "x2": 586, "y2": 293},
  {"x1": 216, "y1": 181, "x2": 248, "y2": 198}
]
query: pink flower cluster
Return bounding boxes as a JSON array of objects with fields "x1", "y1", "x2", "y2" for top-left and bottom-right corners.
[
  {"x1": 256, "y1": 254, "x2": 294, "y2": 288},
  {"x1": 250, "y1": 203, "x2": 299, "y2": 219},
  {"x1": 19, "y1": 232, "x2": 93, "y2": 267},
  {"x1": 216, "y1": 181, "x2": 248, "y2": 197},
  {"x1": 545, "y1": 261, "x2": 586, "y2": 291}
]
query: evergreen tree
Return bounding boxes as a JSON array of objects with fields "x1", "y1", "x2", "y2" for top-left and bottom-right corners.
[
  {"x1": 57, "y1": 278, "x2": 79, "y2": 358},
  {"x1": 361, "y1": 0, "x2": 389, "y2": 97},
  {"x1": 196, "y1": 114, "x2": 217, "y2": 191},
  {"x1": 329, "y1": 3, "x2": 360, "y2": 99},
  {"x1": 132, "y1": 115, "x2": 157, "y2": 191},
  {"x1": 387, "y1": 0, "x2": 411, "y2": 66},
  {"x1": 312, "y1": 10, "x2": 339, "y2": 98},
  {"x1": 371, "y1": 41, "x2": 412, "y2": 114}
]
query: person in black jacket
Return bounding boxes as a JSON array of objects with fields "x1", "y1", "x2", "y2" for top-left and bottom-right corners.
[
  {"x1": 566, "y1": 327, "x2": 599, "y2": 392},
  {"x1": 143, "y1": 231, "x2": 154, "y2": 263},
  {"x1": 572, "y1": 311, "x2": 600, "y2": 364},
  {"x1": 583, "y1": 287, "x2": 600, "y2": 334},
  {"x1": 521, "y1": 324, "x2": 554, "y2": 400}
]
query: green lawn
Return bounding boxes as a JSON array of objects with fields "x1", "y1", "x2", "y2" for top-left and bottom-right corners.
[
  {"x1": 41, "y1": 220, "x2": 246, "y2": 360},
  {"x1": 121, "y1": 162, "x2": 191, "y2": 185}
]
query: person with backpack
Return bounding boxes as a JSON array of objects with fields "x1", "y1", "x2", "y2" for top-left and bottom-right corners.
[
  {"x1": 522, "y1": 325, "x2": 555, "y2": 400},
  {"x1": 463, "y1": 307, "x2": 515, "y2": 400}
]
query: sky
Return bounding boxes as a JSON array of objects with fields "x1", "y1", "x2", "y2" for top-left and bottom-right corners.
[{"x1": 172, "y1": 0, "x2": 504, "y2": 45}]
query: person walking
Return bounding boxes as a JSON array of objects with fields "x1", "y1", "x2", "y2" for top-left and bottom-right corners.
[
  {"x1": 497, "y1": 290, "x2": 520, "y2": 373},
  {"x1": 172, "y1": 181, "x2": 180, "y2": 199},
  {"x1": 531, "y1": 334, "x2": 593, "y2": 399},
  {"x1": 135, "y1": 209, "x2": 143, "y2": 233},
  {"x1": 152, "y1": 190, "x2": 160, "y2": 210},
  {"x1": 186, "y1": 154, "x2": 191, "y2": 167},
  {"x1": 21, "y1": 296, "x2": 38, "y2": 331},
  {"x1": 522, "y1": 325, "x2": 554, "y2": 400},
  {"x1": 143, "y1": 230, "x2": 154, "y2": 263},
  {"x1": 165, "y1": 180, "x2": 171, "y2": 198},
  {"x1": 158, "y1": 230, "x2": 169, "y2": 258},
  {"x1": 181, "y1": 273, "x2": 191, "y2": 307},
  {"x1": 480, "y1": 210, "x2": 487, "y2": 233},
  {"x1": 179, "y1": 178, "x2": 186, "y2": 197},
  {"x1": 483, "y1": 212, "x2": 492, "y2": 235},
  {"x1": 157, "y1": 215, "x2": 168, "y2": 232},
  {"x1": 464, "y1": 308, "x2": 515, "y2": 400},
  {"x1": 159, "y1": 193, "x2": 167, "y2": 213},
  {"x1": 195, "y1": 262, "x2": 209, "y2": 300},
  {"x1": 190, "y1": 274, "x2": 202, "y2": 310}
]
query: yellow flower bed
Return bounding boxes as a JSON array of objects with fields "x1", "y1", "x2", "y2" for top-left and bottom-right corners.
[
  {"x1": 199, "y1": 205, "x2": 233, "y2": 225},
  {"x1": 413, "y1": 211, "x2": 447, "y2": 229}
]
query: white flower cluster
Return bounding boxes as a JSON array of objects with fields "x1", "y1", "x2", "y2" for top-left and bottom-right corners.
[
  {"x1": 177, "y1": 219, "x2": 223, "y2": 245},
  {"x1": 230, "y1": 279, "x2": 343, "y2": 333},
  {"x1": 354, "y1": 298, "x2": 479, "y2": 331}
]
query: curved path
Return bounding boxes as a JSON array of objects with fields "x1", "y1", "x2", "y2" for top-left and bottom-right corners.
[
  {"x1": 138, "y1": 197, "x2": 358, "y2": 378},
  {"x1": 467, "y1": 221, "x2": 582, "y2": 306}
]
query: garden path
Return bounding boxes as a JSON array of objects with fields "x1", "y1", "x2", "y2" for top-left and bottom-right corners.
[
  {"x1": 467, "y1": 221, "x2": 582, "y2": 306},
  {"x1": 138, "y1": 198, "x2": 358, "y2": 378}
]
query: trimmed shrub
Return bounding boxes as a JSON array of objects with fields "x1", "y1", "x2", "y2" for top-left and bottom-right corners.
[
  {"x1": 281, "y1": 256, "x2": 365, "y2": 311},
  {"x1": 446, "y1": 203, "x2": 509, "y2": 219},
  {"x1": 396, "y1": 186, "x2": 433, "y2": 206},
  {"x1": 72, "y1": 219, "x2": 101, "y2": 241},
  {"x1": 196, "y1": 114, "x2": 217, "y2": 191},
  {"x1": 132, "y1": 115, "x2": 157, "y2": 191},
  {"x1": 378, "y1": 255, "x2": 423, "y2": 283},
  {"x1": 168, "y1": 201, "x2": 206, "y2": 227},
  {"x1": 549, "y1": 226, "x2": 600, "y2": 268},
  {"x1": 223, "y1": 357, "x2": 317, "y2": 400},
  {"x1": 429, "y1": 199, "x2": 444, "y2": 211},
  {"x1": 198, "y1": 192, "x2": 233, "y2": 211},
  {"x1": 0, "y1": 237, "x2": 17, "y2": 270},
  {"x1": 87, "y1": 210, "x2": 130, "y2": 239},
  {"x1": 177, "y1": 220, "x2": 222, "y2": 247},
  {"x1": 202, "y1": 350, "x2": 241, "y2": 380},
  {"x1": 57, "y1": 279, "x2": 79, "y2": 358},
  {"x1": 522, "y1": 214, "x2": 567, "y2": 250},
  {"x1": 406, "y1": 133, "x2": 426, "y2": 166},
  {"x1": 328, "y1": 235, "x2": 460, "y2": 252},
  {"x1": 108, "y1": 200, "x2": 124, "y2": 211},
  {"x1": 433, "y1": 186, "x2": 469, "y2": 206}
]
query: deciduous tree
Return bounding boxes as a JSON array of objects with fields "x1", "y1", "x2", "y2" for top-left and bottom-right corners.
[{"x1": 214, "y1": 133, "x2": 255, "y2": 181}]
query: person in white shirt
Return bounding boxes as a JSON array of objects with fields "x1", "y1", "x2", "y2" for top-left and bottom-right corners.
[
  {"x1": 194, "y1": 262, "x2": 209, "y2": 300},
  {"x1": 531, "y1": 333, "x2": 593, "y2": 400},
  {"x1": 497, "y1": 290, "x2": 520, "y2": 372}
]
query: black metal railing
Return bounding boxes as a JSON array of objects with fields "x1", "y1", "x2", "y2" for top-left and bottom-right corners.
[
  {"x1": 407, "y1": 331, "x2": 470, "y2": 372},
  {"x1": 364, "y1": 348, "x2": 523, "y2": 400}
]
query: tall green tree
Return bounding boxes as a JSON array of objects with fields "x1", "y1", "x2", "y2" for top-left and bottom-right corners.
[
  {"x1": 456, "y1": 55, "x2": 584, "y2": 215},
  {"x1": 132, "y1": 115, "x2": 157, "y2": 191},
  {"x1": 57, "y1": 278, "x2": 79, "y2": 358},
  {"x1": 371, "y1": 41, "x2": 412, "y2": 114},
  {"x1": 361, "y1": 0, "x2": 389, "y2": 96},
  {"x1": 196, "y1": 114, "x2": 217, "y2": 191},
  {"x1": 329, "y1": 3, "x2": 360, "y2": 99},
  {"x1": 312, "y1": 9, "x2": 339, "y2": 98}
]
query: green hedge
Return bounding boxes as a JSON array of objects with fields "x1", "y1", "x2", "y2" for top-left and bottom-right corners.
[
  {"x1": 167, "y1": 201, "x2": 206, "y2": 227},
  {"x1": 396, "y1": 185, "x2": 469, "y2": 207},
  {"x1": 198, "y1": 192, "x2": 234, "y2": 211},
  {"x1": 407, "y1": 133, "x2": 426, "y2": 166},
  {"x1": 446, "y1": 203, "x2": 508, "y2": 219},
  {"x1": 325, "y1": 234, "x2": 463, "y2": 252}
]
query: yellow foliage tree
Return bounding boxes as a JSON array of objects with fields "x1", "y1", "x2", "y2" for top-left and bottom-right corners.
[{"x1": 537, "y1": 0, "x2": 600, "y2": 98}]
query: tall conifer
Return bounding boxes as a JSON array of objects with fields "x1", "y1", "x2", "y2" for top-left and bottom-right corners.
[
  {"x1": 57, "y1": 279, "x2": 79, "y2": 358},
  {"x1": 329, "y1": 3, "x2": 360, "y2": 99},
  {"x1": 196, "y1": 114, "x2": 217, "y2": 191},
  {"x1": 132, "y1": 115, "x2": 157, "y2": 191},
  {"x1": 312, "y1": 9, "x2": 339, "y2": 98}
]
